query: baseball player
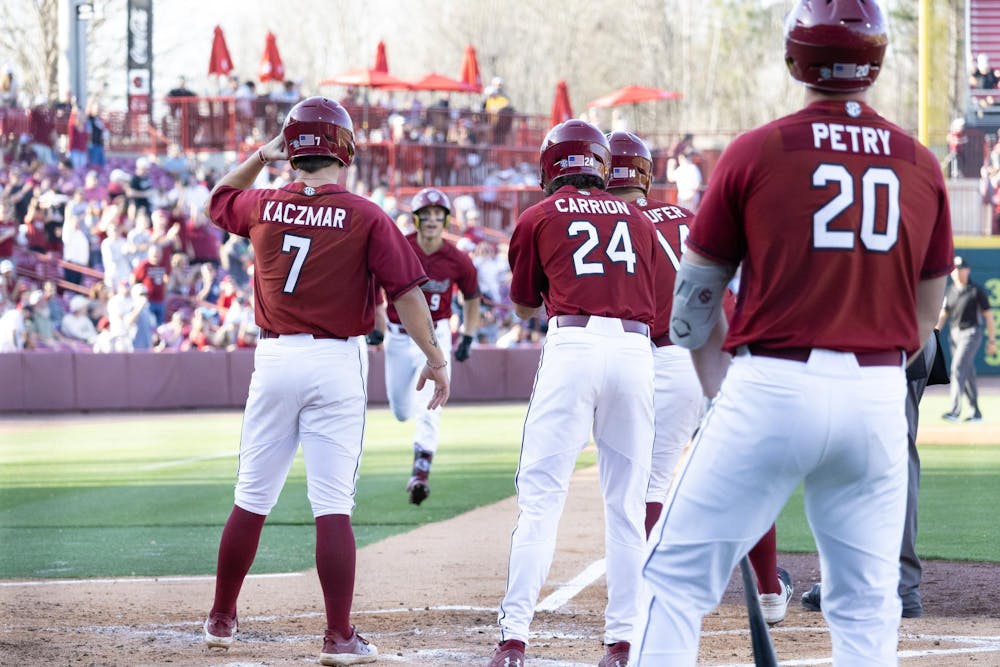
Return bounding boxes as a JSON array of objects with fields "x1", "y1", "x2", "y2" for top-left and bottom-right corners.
[
  {"x1": 202, "y1": 96, "x2": 450, "y2": 666},
  {"x1": 488, "y1": 120, "x2": 657, "y2": 667},
  {"x1": 377, "y1": 187, "x2": 480, "y2": 505},
  {"x1": 606, "y1": 132, "x2": 793, "y2": 625},
  {"x1": 938, "y1": 256, "x2": 996, "y2": 422},
  {"x1": 633, "y1": 2, "x2": 953, "y2": 665}
]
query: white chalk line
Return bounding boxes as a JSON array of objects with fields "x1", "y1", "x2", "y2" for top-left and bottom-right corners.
[
  {"x1": 0, "y1": 571, "x2": 302, "y2": 587},
  {"x1": 535, "y1": 558, "x2": 606, "y2": 612},
  {"x1": 140, "y1": 452, "x2": 234, "y2": 470}
]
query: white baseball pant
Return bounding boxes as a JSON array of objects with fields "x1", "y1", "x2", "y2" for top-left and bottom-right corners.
[
  {"x1": 634, "y1": 348, "x2": 907, "y2": 666},
  {"x1": 498, "y1": 315, "x2": 654, "y2": 645},
  {"x1": 234, "y1": 334, "x2": 370, "y2": 518},
  {"x1": 384, "y1": 319, "x2": 453, "y2": 453},
  {"x1": 648, "y1": 344, "x2": 703, "y2": 505}
]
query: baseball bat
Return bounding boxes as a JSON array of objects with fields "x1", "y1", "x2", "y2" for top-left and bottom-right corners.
[{"x1": 739, "y1": 555, "x2": 779, "y2": 667}]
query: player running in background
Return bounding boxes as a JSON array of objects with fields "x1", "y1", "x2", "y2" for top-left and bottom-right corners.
[
  {"x1": 606, "y1": 131, "x2": 793, "y2": 625},
  {"x1": 202, "y1": 97, "x2": 449, "y2": 666},
  {"x1": 634, "y1": 2, "x2": 952, "y2": 665},
  {"x1": 378, "y1": 187, "x2": 481, "y2": 505},
  {"x1": 488, "y1": 120, "x2": 657, "y2": 667}
]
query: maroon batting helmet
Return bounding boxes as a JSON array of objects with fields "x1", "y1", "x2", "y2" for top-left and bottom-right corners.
[
  {"x1": 411, "y1": 187, "x2": 452, "y2": 216},
  {"x1": 784, "y1": 0, "x2": 888, "y2": 93},
  {"x1": 539, "y1": 120, "x2": 611, "y2": 190},
  {"x1": 606, "y1": 131, "x2": 653, "y2": 194},
  {"x1": 282, "y1": 96, "x2": 355, "y2": 167}
]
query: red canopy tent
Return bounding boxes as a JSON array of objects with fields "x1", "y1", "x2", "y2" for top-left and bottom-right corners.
[
  {"x1": 373, "y1": 40, "x2": 389, "y2": 74},
  {"x1": 550, "y1": 80, "x2": 574, "y2": 128},
  {"x1": 319, "y1": 69, "x2": 412, "y2": 90},
  {"x1": 409, "y1": 73, "x2": 477, "y2": 93},
  {"x1": 258, "y1": 31, "x2": 285, "y2": 83},
  {"x1": 460, "y1": 44, "x2": 483, "y2": 93},
  {"x1": 208, "y1": 25, "x2": 233, "y2": 76},
  {"x1": 586, "y1": 85, "x2": 681, "y2": 108}
]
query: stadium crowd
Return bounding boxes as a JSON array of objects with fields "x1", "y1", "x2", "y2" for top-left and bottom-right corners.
[{"x1": 0, "y1": 94, "x2": 532, "y2": 354}]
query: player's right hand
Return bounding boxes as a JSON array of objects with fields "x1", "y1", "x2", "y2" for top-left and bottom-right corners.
[
  {"x1": 261, "y1": 133, "x2": 288, "y2": 163},
  {"x1": 416, "y1": 361, "x2": 450, "y2": 410}
]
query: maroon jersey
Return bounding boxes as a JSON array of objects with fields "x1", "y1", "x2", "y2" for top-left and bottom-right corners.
[
  {"x1": 209, "y1": 182, "x2": 426, "y2": 337},
  {"x1": 633, "y1": 196, "x2": 694, "y2": 340},
  {"x1": 133, "y1": 258, "x2": 170, "y2": 303},
  {"x1": 0, "y1": 218, "x2": 17, "y2": 258},
  {"x1": 509, "y1": 184, "x2": 657, "y2": 324},
  {"x1": 385, "y1": 233, "x2": 480, "y2": 324},
  {"x1": 688, "y1": 100, "x2": 953, "y2": 355}
]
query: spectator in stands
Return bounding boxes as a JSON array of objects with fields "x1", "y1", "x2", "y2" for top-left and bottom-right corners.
[
  {"x1": 42, "y1": 280, "x2": 64, "y2": 326},
  {"x1": 85, "y1": 100, "x2": 106, "y2": 167},
  {"x1": 27, "y1": 101, "x2": 57, "y2": 165},
  {"x1": 184, "y1": 210, "x2": 221, "y2": 266},
  {"x1": 126, "y1": 208, "x2": 153, "y2": 266},
  {"x1": 129, "y1": 282, "x2": 155, "y2": 351},
  {"x1": 67, "y1": 103, "x2": 89, "y2": 170},
  {"x1": 127, "y1": 157, "x2": 154, "y2": 214},
  {"x1": 168, "y1": 76, "x2": 197, "y2": 99},
  {"x1": 61, "y1": 212, "x2": 90, "y2": 285},
  {"x1": 81, "y1": 170, "x2": 106, "y2": 204},
  {"x1": 0, "y1": 198, "x2": 17, "y2": 263},
  {"x1": 86, "y1": 279, "x2": 109, "y2": 329},
  {"x1": 101, "y1": 222, "x2": 131, "y2": 288},
  {"x1": 96, "y1": 279, "x2": 136, "y2": 352},
  {"x1": 194, "y1": 261, "x2": 221, "y2": 304},
  {"x1": 0, "y1": 295, "x2": 25, "y2": 352},
  {"x1": 184, "y1": 306, "x2": 220, "y2": 350},
  {"x1": 668, "y1": 133, "x2": 695, "y2": 159},
  {"x1": 155, "y1": 308, "x2": 189, "y2": 351},
  {"x1": 61, "y1": 294, "x2": 98, "y2": 346},
  {"x1": 133, "y1": 244, "x2": 170, "y2": 325},
  {"x1": 0, "y1": 258, "x2": 27, "y2": 306},
  {"x1": 483, "y1": 77, "x2": 514, "y2": 145},
  {"x1": 0, "y1": 65, "x2": 18, "y2": 108},
  {"x1": 667, "y1": 149, "x2": 703, "y2": 210},
  {"x1": 24, "y1": 288, "x2": 64, "y2": 348},
  {"x1": 166, "y1": 252, "x2": 196, "y2": 296},
  {"x1": 149, "y1": 207, "x2": 183, "y2": 260},
  {"x1": 970, "y1": 53, "x2": 1000, "y2": 115},
  {"x1": 161, "y1": 143, "x2": 192, "y2": 182},
  {"x1": 219, "y1": 232, "x2": 251, "y2": 289},
  {"x1": 472, "y1": 241, "x2": 509, "y2": 306}
]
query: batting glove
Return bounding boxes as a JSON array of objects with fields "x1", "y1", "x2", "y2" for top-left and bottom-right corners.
[
  {"x1": 366, "y1": 329, "x2": 385, "y2": 346},
  {"x1": 454, "y1": 334, "x2": 473, "y2": 362}
]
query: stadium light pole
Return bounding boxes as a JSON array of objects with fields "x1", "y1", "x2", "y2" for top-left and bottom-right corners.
[
  {"x1": 918, "y1": 0, "x2": 930, "y2": 147},
  {"x1": 68, "y1": 0, "x2": 94, "y2": 108}
]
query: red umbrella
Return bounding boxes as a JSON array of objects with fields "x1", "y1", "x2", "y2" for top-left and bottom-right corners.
[
  {"x1": 550, "y1": 80, "x2": 574, "y2": 128},
  {"x1": 319, "y1": 68, "x2": 412, "y2": 91},
  {"x1": 460, "y1": 44, "x2": 483, "y2": 93},
  {"x1": 373, "y1": 40, "x2": 389, "y2": 74},
  {"x1": 409, "y1": 72, "x2": 476, "y2": 93},
  {"x1": 587, "y1": 85, "x2": 682, "y2": 108},
  {"x1": 258, "y1": 31, "x2": 285, "y2": 83},
  {"x1": 208, "y1": 25, "x2": 233, "y2": 76}
]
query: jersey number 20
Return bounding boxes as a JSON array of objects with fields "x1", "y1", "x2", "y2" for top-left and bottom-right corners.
[{"x1": 812, "y1": 163, "x2": 899, "y2": 252}]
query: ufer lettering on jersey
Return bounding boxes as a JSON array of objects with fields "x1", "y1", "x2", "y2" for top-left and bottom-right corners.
[
  {"x1": 642, "y1": 205, "x2": 690, "y2": 223},
  {"x1": 554, "y1": 197, "x2": 631, "y2": 216},
  {"x1": 261, "y1": 201, "x2": 348, "y2": 228}
]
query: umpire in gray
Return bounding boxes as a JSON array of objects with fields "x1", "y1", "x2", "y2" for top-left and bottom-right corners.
[{"x1": 938, "y1": 256, "x2": 997, "y2": 422}]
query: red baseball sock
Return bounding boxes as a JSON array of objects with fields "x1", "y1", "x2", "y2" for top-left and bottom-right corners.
[
  {"x1": 211, "y1": 505, "x2": 267, "y2": 617},
  {"x1": 644, "y1": 502, "x2": 663, "y2": 538},
  {"x1": 316, "y1": 513, "x2": 356, "y2": 639},
  {"x1": 748, "y1": 524, "x2": 781, "y2": 594}
]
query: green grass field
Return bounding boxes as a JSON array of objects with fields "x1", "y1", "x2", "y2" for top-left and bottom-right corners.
[{"x1": 0, "y1": 403, "x2": 997, "y2": 579}]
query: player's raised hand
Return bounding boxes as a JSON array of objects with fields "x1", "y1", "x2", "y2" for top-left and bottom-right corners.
[
  {"x1": 260, "y1": 133, "x2": 288, "y2": 163},
  {"x1": 417, "y1": 360, "x2": 450, "y2": 410}
]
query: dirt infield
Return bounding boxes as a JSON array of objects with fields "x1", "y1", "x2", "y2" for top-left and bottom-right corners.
[{"x1": 2, "y1": 463, "x2": 999, "y2": 666}]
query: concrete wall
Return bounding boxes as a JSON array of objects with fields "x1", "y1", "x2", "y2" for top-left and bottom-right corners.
[{"x1": 0, "y1": 347, "x2": 543, "y2": 413}]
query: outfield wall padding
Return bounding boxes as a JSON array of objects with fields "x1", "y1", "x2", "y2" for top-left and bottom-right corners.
[{"x1": 0, "y1": 347, "x2": 543, "y2": 412}]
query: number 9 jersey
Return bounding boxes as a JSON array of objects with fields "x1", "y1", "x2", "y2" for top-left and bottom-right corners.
[{"x1": 687, "y1": 99, "x2": 954, "y2": 356}]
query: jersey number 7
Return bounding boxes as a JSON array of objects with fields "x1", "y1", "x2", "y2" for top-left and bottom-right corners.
[{"x1": 281, "y1": 233, "x2": 312, "y2": 293}]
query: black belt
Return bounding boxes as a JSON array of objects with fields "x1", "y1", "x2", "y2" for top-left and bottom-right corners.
[
  {"x1": 259, "y1": 328, "x2": 347, "y2": 340},
  {"x1": 747, "y1": 344, "x2": 902, "y2": 367},
  {"x1": 555, "y1": 315, "x2": 650, "y2": 337}
]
